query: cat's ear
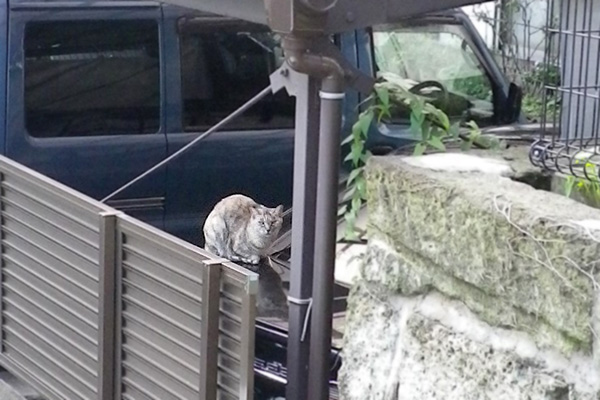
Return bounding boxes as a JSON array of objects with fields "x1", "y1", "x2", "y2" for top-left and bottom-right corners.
[{"x1": 273, "y1": 205, "x2": 284, "y2": 216}]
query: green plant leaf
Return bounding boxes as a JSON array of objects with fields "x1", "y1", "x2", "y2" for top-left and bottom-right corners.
[
  {"x1": 351, "y1": 195, "x2": 362, "y2": 213},
  {"x1": 439, "y1": 112, "x2": 450, "y2": 131},
  {"x1": 379, "y1": 105, "x2": 391, "y2": 121},
  {"x1": 586, "y1": 162, "x2": 599, "y2": 180},
  {"x1": 414, "y1": 142, "x2": 427, "y2": 156},
  {"x1": 428, "y1": 136, "x2": 446, "y2": 151},
  {"x1": 358, "y1": 111, "x2": 374, "y2": 137},
  {"x1": 357, "y1": 177, "x2": 367, "y2": 199},
  {"x1": 421, "y1": 120, "x2": 433, "y2": 141},
  {"x1": 351, "y1": 141, "x2": 364, "y2": 165},
  {"x1": 431, "y1": 126, "x2": 448, "y2": 140},
  {"x1": 356, "y1": 94, "x2": 374, "y2": 110},
  {"x1": 350, "y1": 121, "x2": 362, "y2": 141},
  {"x1": 485, "y1": 136, "x2": 501, "y2": 150},
  {"x1": 343, "y1": 211, "x2": 358, "y2": 241},
  {"x1": 466, "y1": 120, "x2": 480, "y2": 136},
  {"x1": 375, "y1": 87, "x2": 390, "y2": 108},
  {"x1": 342, "y1": 185, "x2": 357, "y2": 202},
  {"x1": 431, "y1": 108, "x2": 450, "y2": 131},
  {"x1": 360, "y1": 150, "x2": 372, "y2": 163},
  {"x1": 564, "y1": 177, "x2": 575, "y2": 197},
  {"x1": 448, "y1": 123, "x2": 460, "y2": 140},
  {"x1": 341, "y1": 134, "x2": 354, "y2": 145},
  {"x1": 410, "y1": 112, "x2": 423, "y2": 138},
  {"x1": 347, "y1": 167, "x2": 363, "y2": 185},
  {"x1": 344, "y1": 226, "x2": 358, "y2": 241},
  {"x1": 460, "y1": 140, "x2": 473, "y2": 152}
]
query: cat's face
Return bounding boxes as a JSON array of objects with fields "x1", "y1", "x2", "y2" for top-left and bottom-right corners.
[{"x1": 250, "y1": 204, "x2": 284, "y2": 238}]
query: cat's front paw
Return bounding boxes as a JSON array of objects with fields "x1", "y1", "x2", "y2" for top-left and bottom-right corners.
[
  {"x1": 244, "y1": 255, "x2": 260, "y2": 265},
  {"x1": 230, "y1": 254, "x2": 260, "y2": 265}
]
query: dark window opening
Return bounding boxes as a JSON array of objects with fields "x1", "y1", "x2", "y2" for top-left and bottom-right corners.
[
  {"x1": 179, "y1": 17, "x2": 295, "y2": 131},
  {"x1": 24, "y1": 20, "x2": 160, "y2": 138}
]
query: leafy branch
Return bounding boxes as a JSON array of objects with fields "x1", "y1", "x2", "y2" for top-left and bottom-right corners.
[
  {"x1": 339, "y1": 87, "x2": 391, "y2": 241},
  {"x1": 564, "y1": 160, "x2": 600, "y2": 208},
  {"x1": 340, "y1": 81, "x2": 494, "y2": 241}
]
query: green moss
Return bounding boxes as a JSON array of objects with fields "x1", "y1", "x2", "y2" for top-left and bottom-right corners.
[
  {"x1": 552, "y1": 173, "x2": 600, "y2": 209},
  {"x1": 363, "y1": 241, "x2": 586, "y2": 354},
  {"x1": 364, "y1": 158, "x2": 600, "y2": 356}
]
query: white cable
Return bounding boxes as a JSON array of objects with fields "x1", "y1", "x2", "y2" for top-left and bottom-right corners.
[
  {"x1": 102, "y1": 85, "x2": 273, "y2": 203},
  {"x1": 319, "y1": 91, "x2": 345, "y2": 100}
]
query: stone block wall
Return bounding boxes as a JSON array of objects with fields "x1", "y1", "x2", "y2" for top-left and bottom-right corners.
[{"x1": 339, "y1": 153, "x2": 600, "y2": 400}]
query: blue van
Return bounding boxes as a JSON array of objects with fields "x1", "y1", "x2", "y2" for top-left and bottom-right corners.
[
  {"x1": 0, "y1": 0, "x2": 521, "y2": 243},
  {"x1": 0, "y1": 0, "x2": 523, "y2": 397}
]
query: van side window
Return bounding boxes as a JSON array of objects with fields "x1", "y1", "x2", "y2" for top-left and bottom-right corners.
[
  {"x1": 179, "y1": 18, "x2": 295, "y2": 131},
  {"x1": 24, "y1": 20, "x2": 160, "y2": 138}
]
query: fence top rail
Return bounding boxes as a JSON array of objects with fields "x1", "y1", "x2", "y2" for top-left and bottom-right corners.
[
  {"x1": 118, "y1": 214, "x2": 259, "y2": 295},
  {"x1": 0, "y1": 154, "x2": 259, "y2": 295},
  {"x1": 0, "y1": 155, "x2": 114, "y2": 216}
]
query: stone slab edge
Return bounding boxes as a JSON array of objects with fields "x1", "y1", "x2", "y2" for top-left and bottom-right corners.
[{"x1": 366, "y1": 155, "x2": 600, "y2": 355}]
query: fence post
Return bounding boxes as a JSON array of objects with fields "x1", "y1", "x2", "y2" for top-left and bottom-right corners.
[
  {"x1": 98, "y1": 211, "x2": 120, "y2": 400},
  {"x1": 239, "y1": 275, "x2": 258, "y2": 400},
  {"x1": 199, "y1": 260, "x2": 222, "y2": 400},
  {"x1": 0, "y1": 171, "x2": 4, "y2": 355}
]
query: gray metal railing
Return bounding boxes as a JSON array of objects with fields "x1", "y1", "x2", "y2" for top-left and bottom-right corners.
[{"x1": 0, "y1": 155, "x2": 258, "y2": 400}]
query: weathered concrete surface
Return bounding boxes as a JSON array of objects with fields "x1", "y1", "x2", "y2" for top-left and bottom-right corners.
[
  {"x1": 342, "y1": 281, "x2": 599, "y2": 400},
  {"x1": 0, "y1": 381, "x2": 28, "y2": 400},
  {"x1": 0, "y1": 371, "x2": 45, "y2": 400},
  {"x1": 340, "y1": 153, "x2": 600, "y2": 400}
]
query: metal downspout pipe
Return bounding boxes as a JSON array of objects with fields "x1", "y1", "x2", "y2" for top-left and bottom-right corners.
[
  {"x1": 282, "y1": 35, "x2": 345, "y2": 400},
  {"x1": 308, "y1": 75, "x2": 344, "y2": 400}
]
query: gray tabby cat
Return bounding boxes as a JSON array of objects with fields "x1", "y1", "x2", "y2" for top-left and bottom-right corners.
[{"x1": 203, "y1": 194, "x2": 284, "y2": 265}]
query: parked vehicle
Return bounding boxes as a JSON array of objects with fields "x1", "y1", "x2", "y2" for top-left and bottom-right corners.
[{"x1": 0, "y1": 0, "x2": 523, "y2": 397}]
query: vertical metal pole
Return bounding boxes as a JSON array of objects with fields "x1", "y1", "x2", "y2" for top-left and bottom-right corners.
[
  {"x1": 199, "y1": 262, "x2": 221, "y2": 400},
  {"x1": 98, "y1": 211, "x2": 120, "y2": 400},
  {"x1": 308, "y1": 75, "x2": 344, "y2": 400},
  {"x1": 286, "y1": 73, "x2": 321, "y2": 400}
]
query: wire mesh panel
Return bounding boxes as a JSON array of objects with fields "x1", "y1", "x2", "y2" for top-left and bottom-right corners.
[
  {"x1": 116, "y1": 215, "x2": 258, "y2": 400},
  {"x1": 530, "y1": 0, "x2": 600, "y2": 179},
  {"x1": 0, "y1": 156, "x2": 113, "y2": 400}
]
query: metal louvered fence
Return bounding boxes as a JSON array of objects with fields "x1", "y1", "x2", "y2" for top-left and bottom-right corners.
[{"x1": 0, "y1": 155, "x2": 258, "y2": 400}]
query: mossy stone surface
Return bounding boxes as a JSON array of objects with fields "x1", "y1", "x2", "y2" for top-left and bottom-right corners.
[{"x1": 366, "y1": 155, "x2": 600, "y2": 355}]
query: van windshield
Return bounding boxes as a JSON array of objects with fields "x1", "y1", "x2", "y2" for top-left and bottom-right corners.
[{"x1": 372, "y1": 22, "x2": 495, "y2": 125}]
